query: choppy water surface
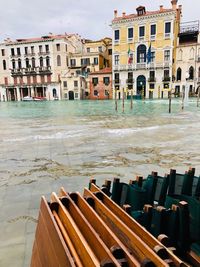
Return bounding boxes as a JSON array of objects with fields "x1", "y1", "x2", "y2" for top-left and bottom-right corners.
[{"x1": 0, "y1": 99, "x2": 200, "y2": 266}]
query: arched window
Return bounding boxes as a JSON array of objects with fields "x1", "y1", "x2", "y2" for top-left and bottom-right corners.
[
  {"x1": 46, "y1": 56, "x2": 50, "y2": 67},
  {"x1": 190, "y1": 48, "x2": 195, "y2": 59},
  {"x1": 189, "y1": 66, "x2": 194, "y2": 80},
  {"x1": 25, "y1": 58, "x2": 29, "y2": 68},
  {"x1": 18, "y1": 58, "x2": 22, "y2": 69},
  {"x1": 32, "y1": 57, "x2": 35, "y2": 68},
  {"x1": 178, "y1": 49, "x2": 183, "y2": 61},
  {"x1": 39, "y1": 57, "x2": 43, "y2": 67},
  {"x1": 12, "y1": 59, "x2": 15, "y2": 69},
  {"x1": 137, "y1": 44, "x2": 146, "y2": 63},
  {"x1": 3, "y1": 60, "x2": 7, "y2": 70},
  {"x1": 57, "y1": 55, "x2": 61, "y2": 66},
  {"x1": 53, "y1": 88, "x2": 57, "y2": 97},
  {"x1": 176, "y1": 67, "x2": 182, "y2": 81}
]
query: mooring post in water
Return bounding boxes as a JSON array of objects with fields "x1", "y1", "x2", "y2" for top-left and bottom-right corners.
[
  {"x1": 181, "y1": 86, "x2": 185, "y2": 110},
  {"x1": 169, "y1": 90, "x2": 172, "y2": 113},
  {"x1": 115, "y1": 88, "x2": 118, "y2": 111},
  {"x1": 130, "y1": 89, "x2": 133, "y2": 110},
  {"x1": 197, "y1": 88, "x2": 200, "y2": 107},
  {"x1": 122, "y1": 87, "x2": 125, "y2": 113}
]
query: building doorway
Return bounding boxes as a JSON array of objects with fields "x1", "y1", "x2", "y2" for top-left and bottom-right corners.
[
  {"x1": 69, "y1": 91, "x2": 74, "y2": 100},
  {"x1": 137, "y1": 75, "x2": 146, "y2": 97}
]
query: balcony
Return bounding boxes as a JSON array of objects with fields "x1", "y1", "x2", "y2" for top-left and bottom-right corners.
[
  {"x1": 126, "y1": 78, "x2": 134, "y2": 85},
  {"x1": 10, "y1": 54, "x2": 21, "y2": 58},
  {"x1": 136, "y1": 63, "x2": 146, "y2": 70},
  {"x1": 24, "y1": 53, "x2": 36, "y2": 57},
  {"x1": 164, "y1": 33, "x2": 171, "y2": 39},
  {"x1": 164, "y1": 62, "x2": 170, "y2": 68},
  {"x1": 38, "y1": 66, "x2": 51, "y2": 73},
  {"x1": 38, "y1": 51, "x2": 50, "y2": 56},
  {"x1": 113, "y1": 79, "x2": 120, "y2": 85},
  {"x1": 162, "y1": 76, "x2": 171, "y2": 82},
  {"x1": 150, "y1": 35, "x2": 156, "y2": 41},
  {"x1": 10, "y1": 66, "x2": 52, "y2": 76},
  {"x1": 11, "y1": 68, "x2": 23, "y2": 76},
  {"x1": 148, "y1": 77, "x2": 156, "y2": 82}
]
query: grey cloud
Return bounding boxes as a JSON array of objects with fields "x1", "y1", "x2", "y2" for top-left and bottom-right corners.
[{"x1": 0, "y1": 0, "x2": 198, "y2": 41}]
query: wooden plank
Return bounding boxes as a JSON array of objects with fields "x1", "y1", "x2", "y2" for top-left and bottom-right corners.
[
  {"x1": 89, "y1": 183, "x2": 188, "y2": 267},
  {"x1": 30, "y1": 196, "x2": 75, "y2": 267},
  {"x1": 51, "y1": 192, "x2": 100, "y2": 267},
  {"x1": 57, "y1": 193, "x2": 122, "y2": 266},
  {"x1": 60, "y1": 188, "x2": 140, "y2": 267},
  {"x1": 83, "y1": 187, "x2": 168, "y2": 266},
  {"x1": 52, "y1": 210, "x2": 83, "y2": 267}
]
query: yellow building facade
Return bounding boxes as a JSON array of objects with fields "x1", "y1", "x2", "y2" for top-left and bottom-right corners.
[{"x1": 111, "y1": 0, "x2": 182, "y2": 99}]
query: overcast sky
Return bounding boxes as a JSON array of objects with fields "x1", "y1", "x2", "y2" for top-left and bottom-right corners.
[{"x1": 0, "y1": 0, "x2": 198, "y2": 41}]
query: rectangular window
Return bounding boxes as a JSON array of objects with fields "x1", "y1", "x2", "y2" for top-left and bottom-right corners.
[
  {"x1": 139, "y1": 53, "x2": 145, "y2": 63},
  {"x1": 17, "y1": 48, "x2": 20, "y2": 55},
  {"x1": 56, "y1": 44, "x2": 61, "y2": 51},
  {"x1": 98, "y1": 46, "x2": 103, "y2": 52},
  {"x1": 11, "y1": 48, "x2": 15, "y2": 56},
  {"x1": 4, "y1": 77, "x2": 8, "y2": 85},
  {"x1": 151, "y1": 24, "x2": 156, "y2": 36},
  {"x1": 151, "y1": 51, "x2": 155, "y2": 62},
  {"x1": 127, "y1": 72, "x2": 133, "y2": 89},
  {"x1": 103, "y1": 77, "x2": 110, "y2": 85},
  {"x1": 94, "y1": 90, "x2": 98, "y2": 96},
  {"x1": 92, "y1": 77, "x2": 98, "y2": 86},
  {"x1": 114, "y1": 73, "x2": 120, "y2": 85},
  {"x1": 150, "y1": 83, "x2": 155, "y2": 89},
  {"x1": 75, "y1": 93, "x2": 79, "y2": 98},
  {"x1": 94, "y1": 57, "x2": 98, "y2": 65},
  {"x1": 25, "y1": 47, "x2": 28, "y2": 55},
  {"x1": 39, "y1": 45, "x2": 42, "y2": 53},
  {"x1": 115, "y1": 30, "x2": 119, "y2": 40},
  {"x1": 31, "y1": 46, "x2": 34, "y2": 54},
  {"x1": 70, "y1": 59, "x2": 76, "y2": 67},
  {"x1": 164, "y1": 50, "x2": 170, "y2": 61},
  {"x1": 128, "y1": 28, "x2": 133, "y2": 40},
  {"x1": 63, "y1": 81, "x2": 67, "y2": 88},
  {"x1": 114, "y1": 55, "x2": 119, "y2": 65},
  {"x1": 45, "y1": 45, "x2": 49, "y2": 52},
  {"x1": 87, "y1": 47, "x2": 90, "y2": 53},
  {"x1": 65, "y1": 44, "x2": 68, "y2": 52},
  {"x1": 165, "y1": 22, "x2": 171, "y2": 33},
  {"x1": 108, "y1": 49, "x2": 112, "y2": 55},
  {"x1": 74, "y1": 80, "x2": 78, "y2": 87},
  {"x1": 1, "y1": 49, "x2": 5, "y2": 56},
  {"x1": 139, "y1": 26, "x2": 145, "y2": 37}
]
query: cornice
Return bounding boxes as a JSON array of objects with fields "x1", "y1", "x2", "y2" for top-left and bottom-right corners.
[{"x1": 112, "y1": 11, "x2": 176, "y2": 27}]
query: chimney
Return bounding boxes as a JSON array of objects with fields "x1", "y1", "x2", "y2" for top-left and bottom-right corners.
[
  {"x1": 160, "y1": 5, "x2": 164, "y2": 11},
  {"x1": 114, "y1": 10, "x2": 118, "y2": 18},
  {"x1": 122, "y1": 12, "x2": 126, "y2": 18},
  {"x1": 171, "y1": 0, "x2": 178, "y2": 10}
]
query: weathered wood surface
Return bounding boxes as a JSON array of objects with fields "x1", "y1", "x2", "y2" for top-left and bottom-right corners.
[{"x1": 30, "y1": 196, "x2": 75, "y2": 267}]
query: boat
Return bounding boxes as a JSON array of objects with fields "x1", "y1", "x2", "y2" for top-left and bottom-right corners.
[
  {"x1": 22, "y1": 96, "x2": 33, "y2": 101},
  {"x1": 33, "y1": 96, "x2": 47, "y2": 101}
]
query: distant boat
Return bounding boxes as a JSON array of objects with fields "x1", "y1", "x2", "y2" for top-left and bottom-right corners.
[
  {"x1": 33, "y1": 96, "x2": 47, "y2": 101},
  {"x1": 22, "y1": 96, "x2": 33, "y2": 101}
]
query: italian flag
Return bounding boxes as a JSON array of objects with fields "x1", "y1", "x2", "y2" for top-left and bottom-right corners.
[{"x1": 128, "y1": 46, "x2": 132, "y2": 64}]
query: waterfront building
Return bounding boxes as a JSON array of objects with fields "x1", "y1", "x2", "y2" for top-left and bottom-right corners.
[
  {"x1": 89, "y1": 67, "x2": 112, "y2": 100},
  {"x1": 61, "y1": 37, "x2": 112, "y2": 100},
  {"x1": 0, "y1": 33, "x2": 83, "y2": 101},
  {"x1": 174, "y1": 21, "x2": 200, "y2": 96},
  {"x1": 111, "y1": 0, "x2": 182, "y2": 99}
]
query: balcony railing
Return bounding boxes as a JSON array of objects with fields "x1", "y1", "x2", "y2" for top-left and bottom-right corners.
[
  {"x1": 10, "y1": 66, "x2": 52, "y2": 76},
  {"x1": 10, "y1": 54, "x2": 21, "y2": 58},
  {"x1": 162, "y1": 76, "x2": 171, "y2": 82},
  {"x1": 148, "y1": 77, "x2": 156, "y2": 82},
  {"x1": 24, "y1": 53, "x2": 36, "y2": 57},
  {"x1": 38, "y1": 51, "x2": 50, "y2": 56},
  {"x1": 126, "y1": 79, "x2": 134, "y2": 84}
]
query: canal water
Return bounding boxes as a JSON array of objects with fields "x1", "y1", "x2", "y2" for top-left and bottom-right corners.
[{"x1": 0, "y1": 99, "x2": 200, "y2": 266}]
